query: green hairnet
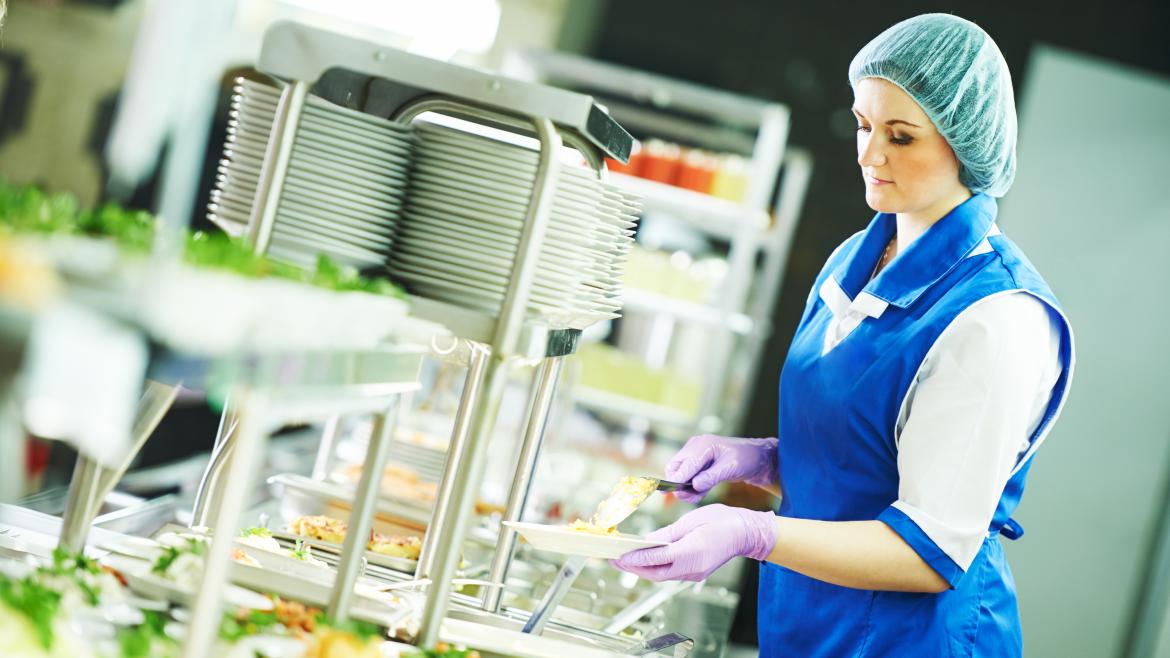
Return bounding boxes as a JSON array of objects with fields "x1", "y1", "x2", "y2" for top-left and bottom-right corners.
[{"x1": 849, "y1": 14, "x2": 1017, "y2": 197}]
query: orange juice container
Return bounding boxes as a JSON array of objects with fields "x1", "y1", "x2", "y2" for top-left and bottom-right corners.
[{"x1": 639, "y1": 139, "x2": 682, "y2": 184}]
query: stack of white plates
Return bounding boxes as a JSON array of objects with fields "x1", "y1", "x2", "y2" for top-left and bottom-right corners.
[
  {"x1": 208, "y1": 78, "x2": 413, "y2": 270},
  {"x1": 390, "y1": 121, "x2": 640, "y2": 328}
]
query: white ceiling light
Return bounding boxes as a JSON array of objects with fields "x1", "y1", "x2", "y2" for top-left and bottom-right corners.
[{"x1": 275, "y1": 0, "x2": 501, "y2": 61}]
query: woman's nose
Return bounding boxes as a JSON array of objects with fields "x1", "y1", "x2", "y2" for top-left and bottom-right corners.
[{"x1": 857, "y1": 133, "x2": 885, "y2": 168}]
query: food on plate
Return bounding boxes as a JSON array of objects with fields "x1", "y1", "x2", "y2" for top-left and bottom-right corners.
[
  {"x1": 336, "y1": 464, "x2": 506, "y2": 516},
  {"x1": 288, "y1": 540, "x2": 329, "y2": 567},
  {"x1": 230, "y1": 549, "x2": 261, "y2": 568},
  {"x1": 337, "y1": 463, "x2": 437, "y2": 507},
  {"x1": 0, "y1": 180, "x2": 405, "y2": 298},
  {"x1": 0, "y1": 549, "x2": 138, "y2": 658},
  {"x1": 290, "y1": 515, "x2": 348, "y2": 544},
  {"x1": 566, "y1": 519, "x2": 619, "y2": 536},
  {"x1": 151, "y1": 537, "x2": 209, "y2": 589},
  {"x1": 568, "y1": 475, "x2": 657, "y2": 535},
  {"x1": 408, "y1": 643, "x2": 482, "y2": 658},
  {"x1": 117, "y1": 610, "x2": 176, "y2": 658},
  {"x1": 302, "y1": 622, "x2": 384, "y2": 658},
  {"x1": 237, "y1": 526, "x2": 282, "y2": 553},
  {"x1": 288, "y1": 515, "x2": 422, "y2": 559},
  {"x1": 271, "y1": 596, "x2": 321, "y2": 635},
  {"x1": 368, "y1": 532, "x2": 422, "y2": 560},
  {"x1": 219, "y1": 596, "x2": 322, "y2": 641}
]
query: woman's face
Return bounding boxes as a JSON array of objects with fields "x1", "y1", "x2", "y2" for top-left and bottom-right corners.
[{"x1": 853, "y1": 77, "x2": 968, "y2": 216}]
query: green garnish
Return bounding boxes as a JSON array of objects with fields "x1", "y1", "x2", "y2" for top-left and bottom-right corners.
[
  {"x1": 240, "y1": 527, "x2": 273, "y2": 538},
  {"x1": 151, "y1": 538, "x2": 207, "y2": 576},
  {"x1": 0, "y1": 573, "x2": 63, "y2": 649},
  {"x1": 218, "y1": 606, "x2": 283, "y2": 642},
  {"x1": 406, "y1": 646, "x2": 480, "y2": 658},
  {"x1": 0, "y1": 180, "x2": 406, "y2": 299},
  {"x1": 289, "y1": 540, "x2": 311, "y2": 562},
  {"x1": 43, "y1": 547, "x2": 104, "y2": 605},
  {"x1": 117, "y1": 609, "x2": 173, "y2": 658}
]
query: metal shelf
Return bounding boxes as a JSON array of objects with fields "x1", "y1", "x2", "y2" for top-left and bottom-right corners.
[
  {"x1": 404, "y1": 295, "x2": 583, "y2": 360},
  {"x1": 573, "y1": 385, "x2": 702, "y2": 435},
  {"x1": 258, "y1": 22, "x2": 633, "y2": 162},
  {"x1": 620, "y1": 287, "x2": 753, "y2": 334},
  {"x1": 608, "y1": 172, "x2": 769, "y2": 240}
]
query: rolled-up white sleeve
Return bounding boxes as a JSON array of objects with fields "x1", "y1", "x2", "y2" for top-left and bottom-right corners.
[{"x1": 877, "y1": 291, "x2": 1063, "y2": 586}]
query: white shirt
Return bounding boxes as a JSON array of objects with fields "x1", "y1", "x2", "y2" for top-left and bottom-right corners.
[{"x1": 821, "y1": 228, "x2": 1064, "y2": 571}]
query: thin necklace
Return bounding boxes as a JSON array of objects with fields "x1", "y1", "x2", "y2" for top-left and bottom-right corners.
[{"x1": 873, "y1": 237, "x2": 896, "y2": 279}]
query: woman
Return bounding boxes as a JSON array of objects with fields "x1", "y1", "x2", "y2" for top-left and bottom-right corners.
[{"x1": 614, "y1": 13, "x2": 1075, "y2": 657}]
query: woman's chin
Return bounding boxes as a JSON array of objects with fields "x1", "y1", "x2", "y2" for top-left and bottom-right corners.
[{"x1": 864, "y1": 187, "x2": 901, "y2": 213}]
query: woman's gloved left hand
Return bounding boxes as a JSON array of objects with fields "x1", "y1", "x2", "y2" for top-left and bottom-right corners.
[{"x1": 611, "y1": 504, "x2": 777, "y2": 582}]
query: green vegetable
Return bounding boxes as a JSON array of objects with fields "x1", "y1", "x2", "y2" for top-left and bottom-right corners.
[
  {"x1": 43, "y1": 547, "x2": 103, "y2": 605},
  {"x1": 219, "y1": 606, "x2": 283, "y2": 643},
  {"x1": 117, "y1": 610, "x2": 174, "y2": 658},
  {"x1": 0, "y1": 180, "x2": 406, "y2": 299},
  {"x1": 289, "y1": 539, "x2": 311, "y2": 562},
  {"x1": 406, "y1": 646, "x2": 481, "y2": 658},
  {"x1": 239, "y1": 527, "x2": 273, "y2": 539},
  {"x1": 151, "y1": 538, "x2": 207, "y2": 576},
  {"x1": 0, "y1": 573, "x2": 63, "y2": 649}
]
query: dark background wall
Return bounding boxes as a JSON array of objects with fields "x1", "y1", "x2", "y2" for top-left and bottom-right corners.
[{"x1": 584, "y1": 0, "x2": 1170, "y2": 440}]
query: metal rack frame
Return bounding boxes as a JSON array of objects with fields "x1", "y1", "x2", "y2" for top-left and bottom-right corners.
[
  {"x1": 504, "y1": 50, "x2": 811, "y2": 438},
  {"x1": 185, "y1": 20, "x2": 636, "y2": 654}
]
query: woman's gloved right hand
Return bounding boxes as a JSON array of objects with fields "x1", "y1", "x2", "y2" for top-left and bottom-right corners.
[{"x1": 664, "y1": 434, "x2": 779, "y2": 503}]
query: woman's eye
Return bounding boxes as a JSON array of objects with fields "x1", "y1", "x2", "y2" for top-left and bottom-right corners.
[
  {"x1": 891, "y1": 133, "x2": 914, "y2": 146},
  {"x1": 856, "y1": 125, "x2": 871, "y2": 133}
]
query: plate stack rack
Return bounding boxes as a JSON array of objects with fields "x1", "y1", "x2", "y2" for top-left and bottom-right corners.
[{"x1": 188, "y1": 20, "x2": 638, "y2": 655}]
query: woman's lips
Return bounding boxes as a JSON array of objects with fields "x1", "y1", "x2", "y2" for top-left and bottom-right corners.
[{"x1": 866, "y1": 175, "x2": 893, "y2": 186}]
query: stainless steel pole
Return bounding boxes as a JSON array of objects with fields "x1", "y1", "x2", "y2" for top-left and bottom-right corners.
[
  {"x1": 328, "y1": 401, "x2": 399, "y2": 621},
  {"x1": 417, "y1": 343, "x2": 489, "y2": 579},
  {"x1": 191, "y1": 398, "x2": 240, "y2": 527},
  {"x1": 58, "y1": 455, "x2": 102, "y2": 552},
  {"x1": 94, "y1": 380, "x2": 181, "y2": 501},
  {"x1": 417, "y1": 116, "x2": 563, "y2": 647},
  {"x1": 482, "y1": 356, "x2": 564, "y2": 612},
  {"x1": 0, "y1": 382, "x2": 23, "y2": 504},
  {"x1": 311, "y1": 414, "x2": 344, "y2": 481},
  {"x1": 416, "y1": 353, "x2": 511, "y2": 645},
  {"x1": 246, "y1": 80, "x2": 308, "y2": 255},
  {"x1": 181, "y1": 391, "x2": 269, "y2": 658}
]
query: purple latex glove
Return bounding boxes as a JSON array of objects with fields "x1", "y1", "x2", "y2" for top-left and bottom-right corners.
[
  {"x1": 611, "y1": 504, "x2": 777, "y2": 582},
  {"x1": 665, "y1": 435, "x2": 779, "y2": 502}
]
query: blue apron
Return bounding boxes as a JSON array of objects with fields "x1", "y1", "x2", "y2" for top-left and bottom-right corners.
[{"x1": 758, "y1": 193, "x2": 1074, "y2": 657}]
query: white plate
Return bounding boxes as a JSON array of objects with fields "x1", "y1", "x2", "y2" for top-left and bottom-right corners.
[
  {"x1": 269, "y1": 229, "x2": 386, "y2": 264},
  {"x1": 280, "y1": 189, "x2": 401, "y2": 228},
  {"x1": 100, "y1": 553, "x2": 275, "y2": 612},
  {"x1": 392, "y1": 230, "x2": 612, "y2": 284},
  {"x1": 295, "y1": 126, "x2": 414, "y2": 164},
  {"x1": 404, "y1": 199, "x2": 609, "y2": 251},
  {"x1": 300, "y1": 114, "x2": 414, "y2": 152},
  {"x1": 278, "y1": 208, "x2": 395, "y2": 245},
  {"x1": 502, "y1": 522, "x2": 665, "y2": 560},
  {"x1": 288, "y1": 148, "x2": 410, "y2": 188},
  {"x1": 284, "y1": 158, "x2": 409, "y2": 201},
  {"x1": 407, "y1": 174, "x2": 617, "y2": 230},
  {"x1": 395, "y1": 215, "x2": 608, "y2": 271},
  {"x1": 439, "y1": 617, "x2": 623, "y2": 658},
  {"x1": 279, "y1": 177, "x2": 403, "y2": 216},
  {"x1": 272, "y1": 219, "x2": 389, "y2": 254},
  {"x1": 282, "y1": 169, "x2": 405, "y2": 210}
]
